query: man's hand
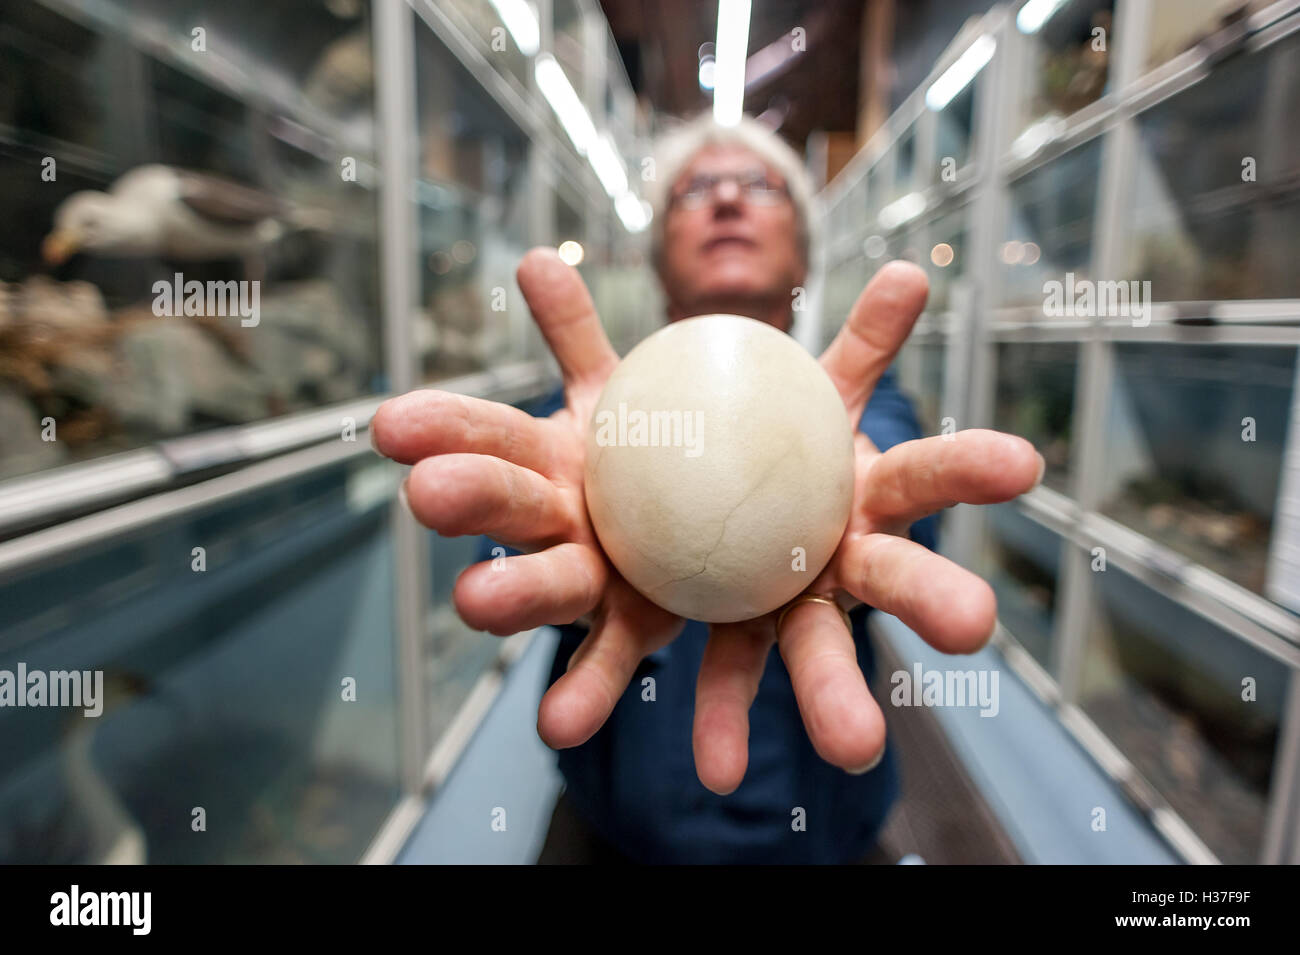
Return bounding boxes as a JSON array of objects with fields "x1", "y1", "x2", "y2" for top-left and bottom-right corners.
[
  {"x1": 371, "y1": 249, "x2": 1042, "y2": 795},
  {"x1": 694, "y1": 260, "x2": 1042, "y2": 794},
  {"x1": 371, "y1": 248, "x2": 685, "y2": 753}
]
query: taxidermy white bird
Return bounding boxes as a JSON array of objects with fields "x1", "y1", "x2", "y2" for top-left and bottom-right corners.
[{"x1": 42, "y1": 164, "x2": 329, "y2": 266}]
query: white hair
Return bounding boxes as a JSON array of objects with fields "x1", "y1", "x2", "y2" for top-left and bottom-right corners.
[{"x1": 646, "y1": 113, "x2": 814, "y2": 270}]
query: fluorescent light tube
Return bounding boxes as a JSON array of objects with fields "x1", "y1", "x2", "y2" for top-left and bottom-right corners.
[{"x1": 712, "y1": 0, "x2": 752, "y2": 126}]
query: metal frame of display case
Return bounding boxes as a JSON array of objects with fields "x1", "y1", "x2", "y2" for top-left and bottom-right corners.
[
  {"x1": 818, "y1": 0, "x2": 1300, "y2": 864},
  {"x1": 0, "y1": 0, "x2": 649, "y2": 864}
]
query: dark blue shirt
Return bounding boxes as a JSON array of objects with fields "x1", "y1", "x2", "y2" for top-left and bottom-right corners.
[{"x1": 491, "y1": 368, "x2": 935, "y2": 863}]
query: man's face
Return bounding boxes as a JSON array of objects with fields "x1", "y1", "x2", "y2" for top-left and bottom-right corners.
[{"x1": 658, "y1": 144, "x2": 806, "y2": 327}]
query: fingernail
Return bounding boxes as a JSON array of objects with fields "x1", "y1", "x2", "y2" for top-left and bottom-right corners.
[
  {"x1": 1032, "y1": 452, "x2": 1046, "y2": 489},
  {"x1": 398, "y1": 478, "x2": 412, "y2": 515},
  {"x1": 369, "y1": 426, "x2": 381, "y2": 455},
  {"x1": 847, "y1": 745, "x2": 885, "y2": 775}
]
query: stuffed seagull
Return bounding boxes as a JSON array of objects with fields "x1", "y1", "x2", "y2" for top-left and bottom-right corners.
[{"x1": 42, "y1": 164, "x2": 329, "y2": 266}]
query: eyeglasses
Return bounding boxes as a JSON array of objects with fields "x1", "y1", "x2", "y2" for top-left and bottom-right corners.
[{"x1": 670, "y1": 169, "x2": 789, "y2": 209}]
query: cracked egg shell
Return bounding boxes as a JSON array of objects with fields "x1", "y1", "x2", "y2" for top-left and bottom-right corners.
[{"x1": 584, "y1": 313, "x2": 855, "y2": 623}]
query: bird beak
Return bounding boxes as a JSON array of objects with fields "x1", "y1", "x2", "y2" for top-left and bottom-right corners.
[{"x1": 41, "y1": 229, "x2": 81, "y2": 265}]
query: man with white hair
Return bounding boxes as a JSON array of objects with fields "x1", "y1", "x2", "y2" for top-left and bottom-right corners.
[{"x1": 371, "y1": 114, "x2": 1042, "y2": 863}]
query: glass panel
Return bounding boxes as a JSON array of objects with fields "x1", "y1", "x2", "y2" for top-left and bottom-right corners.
[
  {"x1": 1001, "y1": 139, "x2": 1102, "y2": 306},
  {"x1": 552, "y1": 0, "x2": 588, "y2": 106},
  {"x1": 444, "y1": 0, "x2": 534, "y2": 88},
  {"x1": 0, "y1": 2, "x2": 383, "y2": 483},
  {"x1": 924, "y1": 206, "x2": 969, "y2": 314},
  {"x1": 428, "y1": 533, "x2": 501, "y2": 743},
  {"x1": 977, "y1": 503, "x2": 1062, "y2": 670},
  {"x1": 1126, "y1": 33, "x2": 1300, "y2": 300},
  {"x1": 414, "y1": 27, "x2": 532, "y2": 379},
  {"x1": 1141, "y1": 0, "x2": 1270, "y2": 73},
  {"x1": 934, "y1": 82, "x2": 976, "y2": 177},
  {"x1": 892, "y1": 126, "x2": 917, "y2": 201},
  {"x1": 865, "y1": 162, "x2": 885, "y2": 225},
  {"x1": 105, "y1": 0, "x2": 378, "y2": 137},
  {"x1": 993, "y1": 342, "x2": 1078, "y2": 494},
  {"x1": 0, "y1": 456, "x2": 403, "y2": 863},
  {"x1": 556, "y1": 178, "x2": 587, "y2": 253},
  {"x1": 590, "y1": 232, "x2": 657, "y2": 356},
  {"x1": 1018, "y1": 0, "x2": 1114, "y2": 131},
  {"x1": 824, "y1": 255, "x2": 864, "y2": 347},
  {"x1": 895, "y1": 338, "x2": 946, "y2": 437},
  {"x1": 1100, "y1": 344, "x2": 1296, "y2": 596},
  {"x1": 1080, "y1": 564, "x2": 1289, "y2": 863}
]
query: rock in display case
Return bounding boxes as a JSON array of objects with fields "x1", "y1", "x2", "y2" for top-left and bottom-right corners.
[
  {"x1": 0, "y1": 0, "x2": 652, "y2": 863},
  {"x1": 818, "y1": 0, "x2": 1300, "y2": 864}
]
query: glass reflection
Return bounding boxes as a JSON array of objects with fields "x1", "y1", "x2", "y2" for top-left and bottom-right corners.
[
  {"x1": 1100, "y1": 344, "x2": 1295, "y2": 596},
  {"x1": 0, "y1": 456, "x2": 402, "y2": 863},
  {"x1": 1080, "y1": 564, "x2": 1287, "y2": 864},
  {"x1": 978, "y1": 503, "x2": 1060, "y2": 670},
  {"x1": 925, "y1": 207, "x2": 968, "y2": 313},
  {"x1": 896, "y1": 338, "x2": 946, "y2": 437},
  {"x1": 934, "y1": 83, "x2": 975, "y2": 176},
  {"x1": 1127, "y1": 32, "x2": 1300, "y2": 300},
  {"x1": 414, "y1": 27, "x2": 531, "y2": 379},
  {"x1": 1001, "y1": 140, "x2": 1101, "y2": 306},
  {"x1": 0, "y1": 1, "x2": 382, "y2": 482},
  {"x1": 1141, "y1": 0, "x2": 1265, "y2": 73},
  {"x1": 993, "y1": 342, "x2": 1077, "y2": 494},
  {"x1": 1019, "y1": 0, "x2": 1113, "y2": 132}
]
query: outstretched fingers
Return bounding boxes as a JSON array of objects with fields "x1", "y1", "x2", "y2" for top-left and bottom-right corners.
[
  {"x1": 403, "y1": 453, "x2": 573, "y2": 547},
  {"x1": 453, "y1": 542, "x2": 607, "y2": 636},
  {"x1": 838, "y1": 533, "x2": 997, "y2": 655},
  {"x1": 694, "y1": 619, "x2": 777, "y2": 795},
  {"x1": 536, "y1": 580, "x2": 684, "y2": 749},
  {"x1": 820, "y1": 261, "x2": 930, "y2": 422},
  {"x1": 777, "y1": 598, "x2": 887, "y2": 773},
  {"x1": 370, "y1": 389, "x2": 557, "y2": 474},
  {"x1": 516, "y1": 247, "x2": 619, "y2": 395},
  {"x1": 860, "y1": 430, "x2": 1044, "y2": 530}
]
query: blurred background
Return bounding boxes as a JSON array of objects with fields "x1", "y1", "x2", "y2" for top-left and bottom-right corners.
[{"x1": 0, "y1": 0, "x2": 1297, "y2": 864}]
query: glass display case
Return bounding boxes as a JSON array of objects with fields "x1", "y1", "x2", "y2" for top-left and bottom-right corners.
[
  {"x1": 1079, "y1": 563, "x2": 1289, "y2": 864},
  {"x1": 933, "y1": 82, "x2": 976, "y2": 178},
  {"x1": 0, "y1": 455, "x2": 402, "y2": 863},
  {"x1": 427, "y1": 532, "x2": 502, "y2": 744},
  {"x1": 895, "y1": 336, "x2": 947, "y2": 438},
  {"x1": 1125, "y1": 30, "x2": 1300, "y2": 301},
  {"x1": 891, "y1": 125, "x2": 918, "y2": 203},
  {"x1": 1099, "y1": 343, "x2": 1295, "y2": 597},
  {"x1": 978, "y1": 503, "x2": 1063, "y2": 670},
  {"x1": 441, "y1": 0, "x2": 534, "y2": 90},
  {"x1": 823, "y1": 255, "x2": 866, "y2": 347},
  {"x1": 1001, "y1": 139, "x2": 1102, "y2": 307},
  {"x1": 552, "y1": 0, "x2": 589, "y2": 107},
  {"x1": 993, "y1": 342, "x2": 1078, "y2": 494},
  {"x1": 0, "y1": 0, "x2": 383, "y2": 483},
  {"x1": 1015, "y1": 0, "x2": 1115, "y2": 132},
  {"x1": 1140, "y1": 0, "x2": 1269, "y2": 73},
  {"x1": 865, "y1": 161, "x2": 886, "y2": 230},
  {"x1": 923, "y1": 206, "x2": 969, "y2": 315},
  {"x1": 0, "y1": 0, "x2": 647, "y2": 865},
  {"x1": 821, "y1": 2, "x2": 1300, "y2": 864},
  {"x1": 414, "y1": 25, "x2": 532, "y2": 379}
]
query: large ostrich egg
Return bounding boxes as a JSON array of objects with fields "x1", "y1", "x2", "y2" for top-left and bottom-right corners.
[{"x1": 584, "y1": 314, "x2": 855, "y2": 623}]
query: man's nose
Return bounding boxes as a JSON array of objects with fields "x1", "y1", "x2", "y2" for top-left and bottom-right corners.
[{"x1": 713, "y1": 178, "x2": 742, "y2": 203}]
